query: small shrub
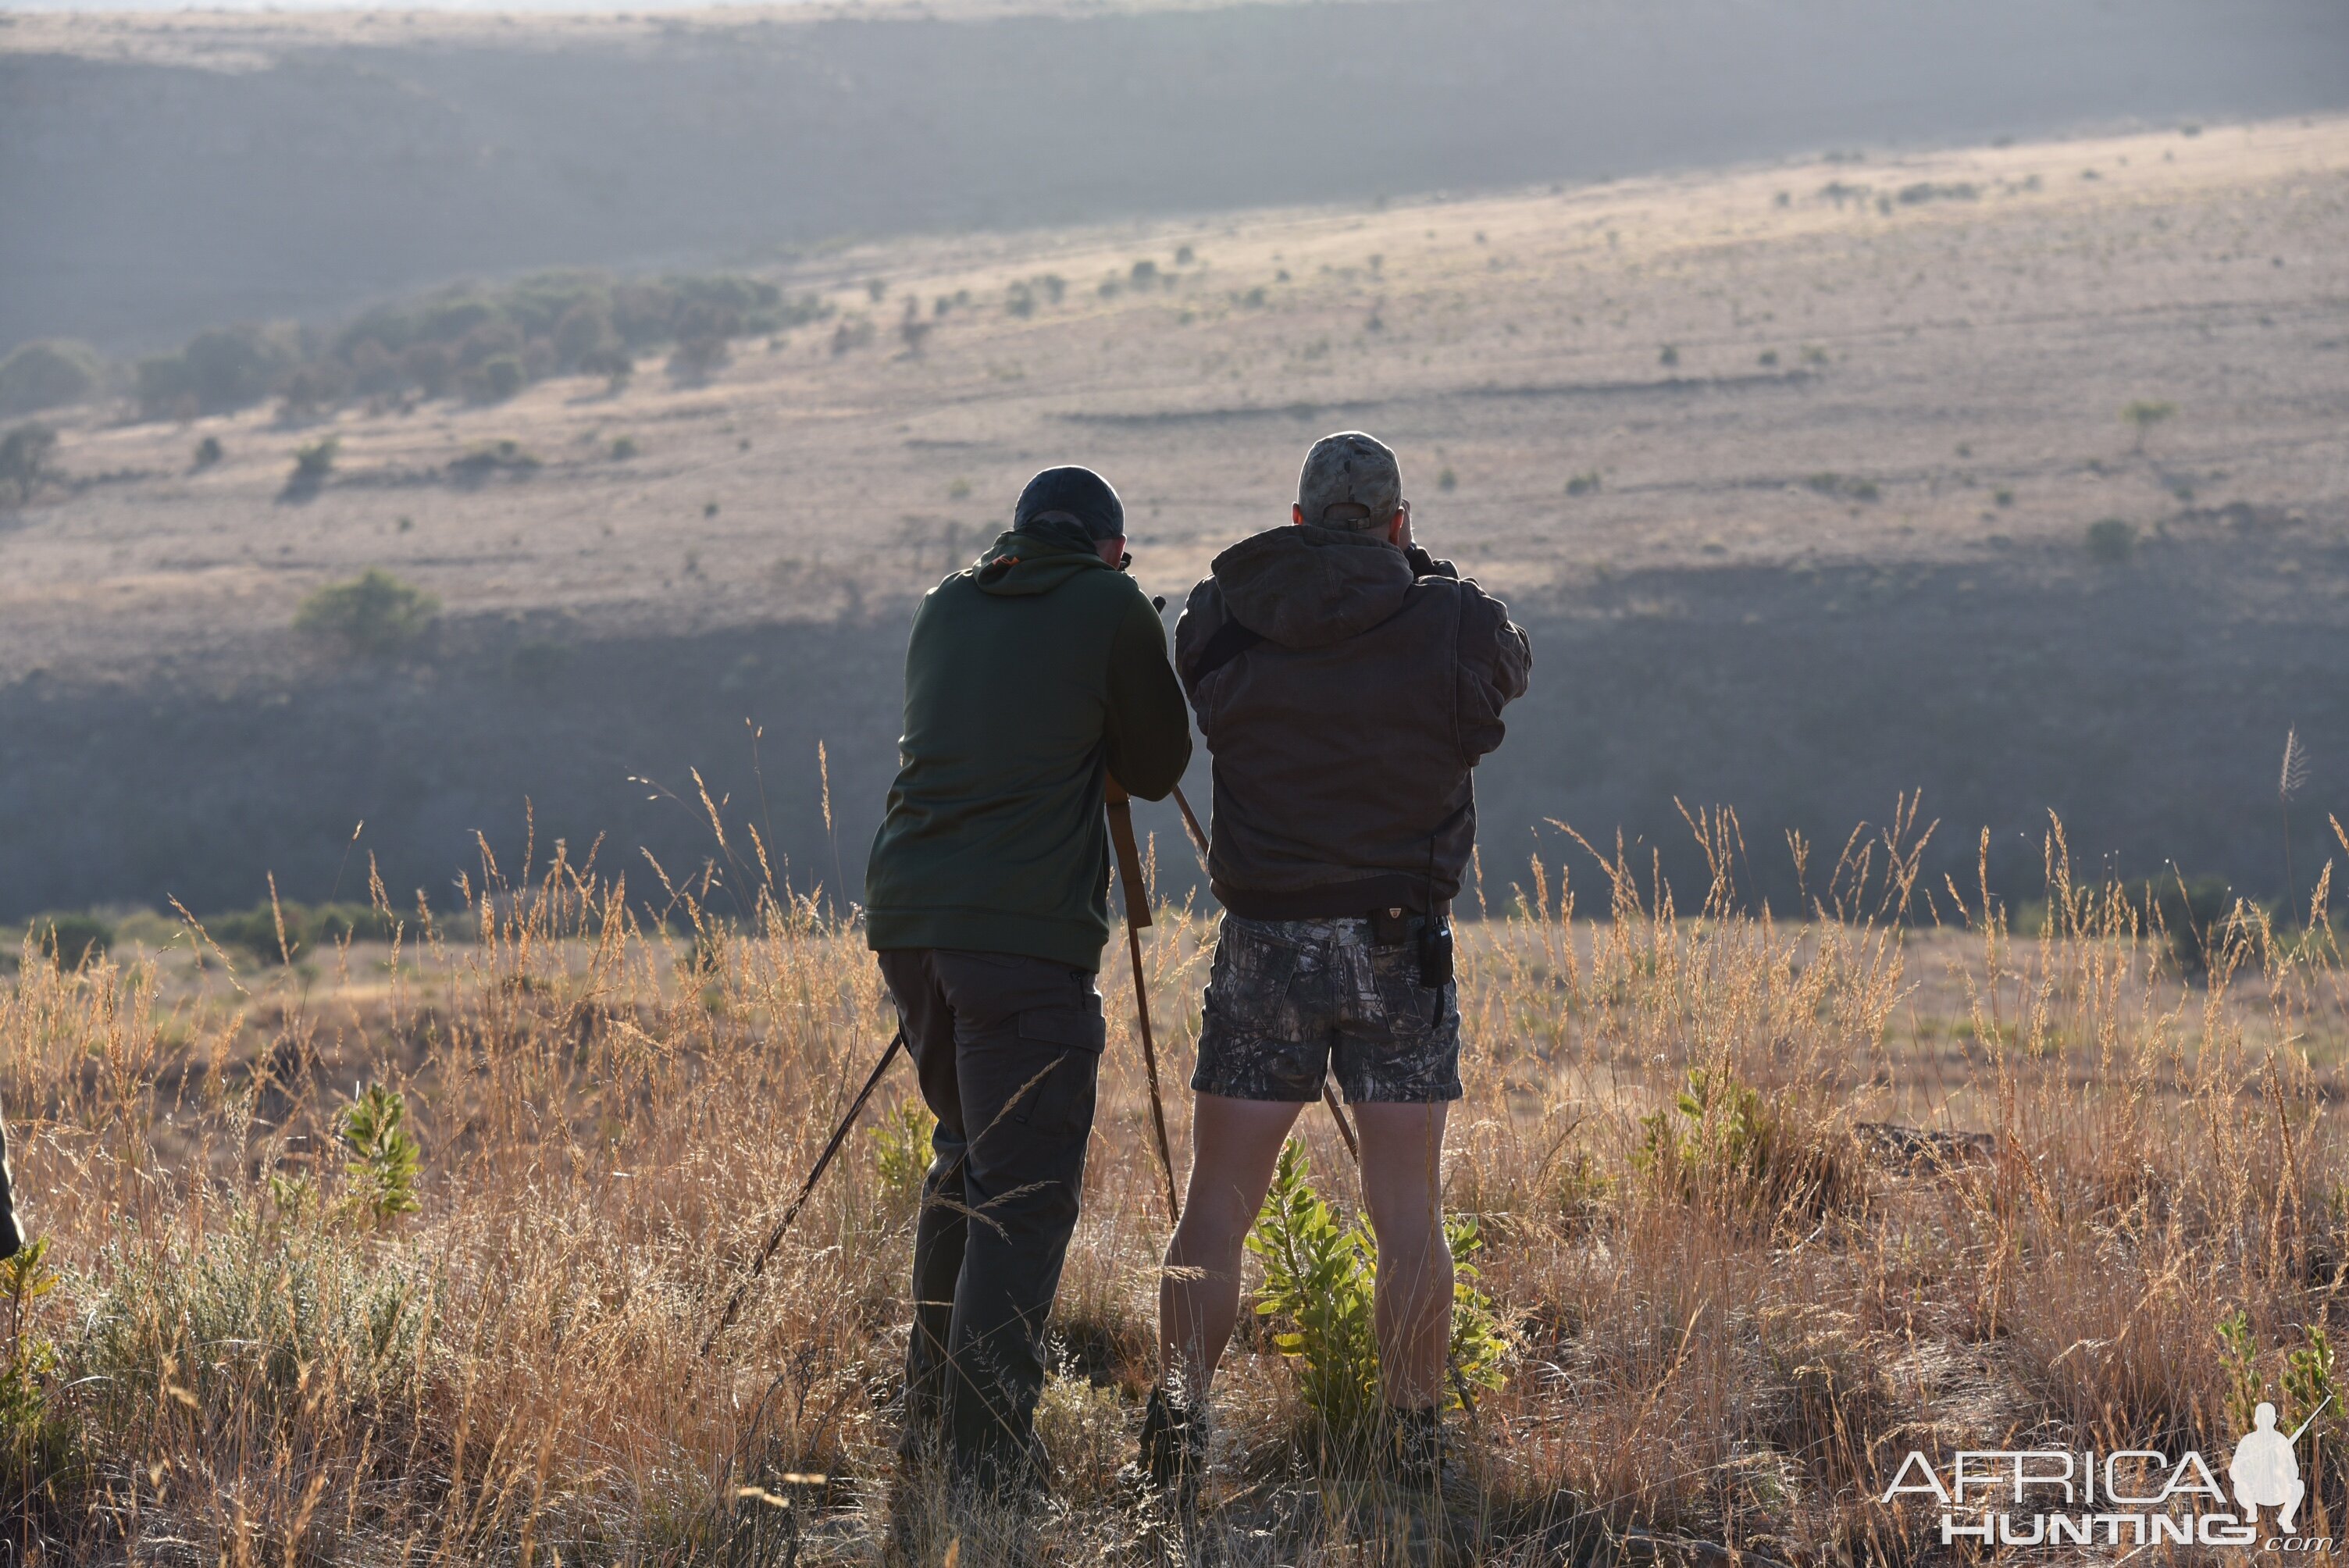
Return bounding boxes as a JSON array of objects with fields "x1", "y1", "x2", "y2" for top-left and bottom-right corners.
[
  {"x1": 1659, "y1": 344, "x2": 1680, "y2": 367},
  {"x1": 872, "y1": 1098, "x2": 937, "y2": 1224},
  {"x1": 1800, "y1": 344, "x2": 1829, "y2": 365},
  {"x1": 1130, "y1": 259, "x2": 1159, "y2": 286},
  {"x1": 447, "y1": 439, "x2": 541, "y2": 481},
  {"x1": 0, "y1": 1238, "x2": 65, "y2": 1476},
  {"x1": 1174, "y1": 245, "x2": 1196, "y2": 266},
  {"x1": 609, "y1": 434, "x2": 640, "y2": 460},
  {"x1": 1994, "y1": 487, "x2": 2015, "y2": 508},
  {"x1": 21, "y1": 912, "x2": 112, "y2": 970},
  {"x1": 337, "y1": 1085, "x2": 422, "y2": 1228},
  {"x1": 205, "y1": 900, "x2": 401, "y2": 964},
  {"x1": 1246, "y1": 1139, "x2": 1509, "y2": 1446},
  {"x1": 1004, "y1": 283, "x2": 1036, "y2": 319},
  {"x1": 1566, "y1": 469, "x2": 1602, "y2": 497},
  {"x1": 291, "y1": 435, "x2": 339, "y2": 481},
  {"x1": 192, "y1": 434, "x2": 224, "y2": 469},
  {"x1": 1635, "y1": 1067, "x2": 1857, "y2": 1221},
  {"x1": 80, "y1": 1196, "x2": 428, "y2": 1422},
  {"x1": 0, "y1": 423, "x2": 59, "y2": 506},
  {"x1": 2087, "y1": 517, "x2": 2137, "y2": 564},
  {"x1": 2122, "y1": 398, "x2": 2176, "y2": 453},
  {"x1": 1437, "y1": 466, "x2": 1458, "y2": 492},
  {"x1": 0, "y1": 339, "x2": 103, "y2": 417},
  {"x1": 1758, "y1": 349, "x2": 1779, "y2": 367},
  {"x1": 294, "y1": 568, "x2": 439, "y2": 658},
  {"x1": 947, "y1": 477, "x2": 971, "y2": 501},
  {"x1": 1804, "y1": 472, "x2": 1879, "y2": 502}
]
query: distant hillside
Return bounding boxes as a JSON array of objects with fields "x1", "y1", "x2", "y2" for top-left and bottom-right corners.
[{"x1": 5, "y1": 0, "x2": 2347, "y2": 351}]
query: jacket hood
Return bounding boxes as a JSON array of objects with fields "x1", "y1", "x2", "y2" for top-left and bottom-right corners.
[
  {"x1": 969, "y1": 526, "x2": 1112, "y2": 597},
  {"x1": 1210, "y1": 524, "x2": 1414, "y2": 647}
]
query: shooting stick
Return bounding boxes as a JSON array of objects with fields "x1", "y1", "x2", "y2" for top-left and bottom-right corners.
[
  {"x1": 1107, "y1": 776, "x2": 1183, "y2": 1222},
  {"x1": 700, "y1": 1026, "x2": 906, "y2": 1356}
]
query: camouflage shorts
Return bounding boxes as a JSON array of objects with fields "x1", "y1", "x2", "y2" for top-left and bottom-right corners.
[{"x1": 1192, "y1": 914, "x2": 1463, "y2": 1105}]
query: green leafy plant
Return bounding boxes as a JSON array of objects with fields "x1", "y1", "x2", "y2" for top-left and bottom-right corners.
[
  {"x1": 294, "y1": 568, "x2": 440, "y2": 657},
  {"x1": 1636, "y1": 1066, "x2": 1854, "y2": 1220},
  {"x1": 2219, "y1": 1307, "x2": 2265, "y2": 1436},
  {"x1": 338, "y1": 1085, "x2": 422, "y2": 1227},
  {"x1": 1246, "y1": 1139, "x2": 1509, "y2": 1444},
  {"x1": 872, "y1": 1097, "x2": 937, "y2": 1223},
  {"x1": 0, "y1": 1238, "x2": 61, "y2": 1446}
]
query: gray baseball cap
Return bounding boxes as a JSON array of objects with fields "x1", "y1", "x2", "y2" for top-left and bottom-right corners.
[{"x1": 1296, "y1": 431, "x2": 1402, "y2": 531}]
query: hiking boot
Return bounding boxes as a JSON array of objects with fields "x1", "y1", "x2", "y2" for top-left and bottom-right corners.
[{"x1": 1136, "y1": 1386, "x2": 1208, "y2": 1502}]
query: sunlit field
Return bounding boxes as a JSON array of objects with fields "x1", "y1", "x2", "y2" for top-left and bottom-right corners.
[{"x1": 6, "y1": 807, "x2": 2349, "y2": 1565}]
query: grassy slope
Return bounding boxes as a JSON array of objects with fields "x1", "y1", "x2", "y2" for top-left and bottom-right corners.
[{"x1": 5, "y1": 825, "x2": 2349, "y2": 1563}]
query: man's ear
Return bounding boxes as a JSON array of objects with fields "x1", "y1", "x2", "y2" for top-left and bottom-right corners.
[{"x1": 1292, "y1": 503, "x2": 1306, "y2": 526}]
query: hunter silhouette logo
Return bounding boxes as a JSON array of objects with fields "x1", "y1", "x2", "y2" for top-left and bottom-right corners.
[
  {"x1": 1881, "y1": 1398, "x2": 2335, "y2": 1551},
  {"x1": 2230, "y1": 1399, "x2": 2326, "y2": 1533}
]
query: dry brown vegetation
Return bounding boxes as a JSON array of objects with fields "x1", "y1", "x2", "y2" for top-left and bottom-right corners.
[{"x1": 7, "y1": 804, "x2": 2349, "y2": 1565}]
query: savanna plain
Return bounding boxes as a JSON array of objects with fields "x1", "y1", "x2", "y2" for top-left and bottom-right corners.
[{"x1": 5, "y1": 95, "x2": 2349, "y2": 1566}]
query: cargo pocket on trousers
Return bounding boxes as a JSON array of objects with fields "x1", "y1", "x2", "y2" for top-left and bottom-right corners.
[
  {"x1": 1006, "y1": 1002, "x2": 1104, "y2": 1129},
  {"x1": 1203, "y1": 921, "x2": 1303, "y2": 1035}
]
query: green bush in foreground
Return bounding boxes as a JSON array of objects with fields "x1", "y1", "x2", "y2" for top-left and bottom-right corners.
[
  {"x1": 294, "y1": 568, "x2": 439, "y2": 658},
  {"x1": 1246, "y1": 1139, "x2": 1509, "y2": 1444}
]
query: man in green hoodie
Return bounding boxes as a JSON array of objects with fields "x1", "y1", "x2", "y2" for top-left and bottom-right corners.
[{"x1": 866, "y1": 465, "x2": 1191, "y2": 1496}]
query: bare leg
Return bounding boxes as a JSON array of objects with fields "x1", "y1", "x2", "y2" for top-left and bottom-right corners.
[
  {"x1": 1158, "y1": 1093, "x2": 1307, "y2": 1399},
  {"x1": 1352, "y1": 1101, "x2": 1454, "y2": 1409}
]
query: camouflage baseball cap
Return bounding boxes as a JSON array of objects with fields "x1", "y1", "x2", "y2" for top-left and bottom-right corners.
[{"x1": 1296, "y1": 431, "x2": 1402, "y2": 531}]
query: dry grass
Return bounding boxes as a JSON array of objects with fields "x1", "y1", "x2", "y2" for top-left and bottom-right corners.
[{"x1": 5, "y1": 808, "x2": 2349, "y2": 1565}]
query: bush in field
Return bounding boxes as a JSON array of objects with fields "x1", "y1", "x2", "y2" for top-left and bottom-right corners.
[
  {"x1": 294, "y1": 569, "x2": 437, "y2": 659},
  {"x1": 0, "y1": 339, "x2": 103, "y2": 416},
  {"x1": 0, "y1": 423, "x2": 59, "y2": 506},
  {"x1": 288, "y1": 436, "x2": 339, "y2": 487},
  {"x1": 205, "y1": 900, "x2": 404, "y2": 964},
  {"x1": 2087, "y1": 516, "x2": 2137, "y2": 564},
  {"x1": 137, "y1": 325, "x2": 298, "y2": 419},
  {"x1": 464, "y1": 355, "x2": 526, "y2": 404},
  {"x1": 2123, "y1": 398, "x2": 2176, "y2": 454},
  {"x1": 20, "y1": 912, "x2": 113, "y2": 970},
  {"x1": 1246, "y1": 1139, "x2": 1509, "y2": 1445}
]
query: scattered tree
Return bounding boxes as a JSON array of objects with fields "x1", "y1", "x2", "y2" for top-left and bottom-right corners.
[
  {"x1": 2122, "y1": 399, "x2": 2176, "y2": 454},
  {"x1": 294, "y1": 568, "x2": 440, "y2": 657},
  {"x1": 0, "y1": 423, "x2": 59, "y2": 506},
  {"x1": 0, "y1": 339, "x2": 103, "y2": 417}
]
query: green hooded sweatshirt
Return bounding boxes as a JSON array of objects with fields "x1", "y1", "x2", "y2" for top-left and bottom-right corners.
[{"x1": 864, "y1": 526, "x2": 1192, "y2": 970}]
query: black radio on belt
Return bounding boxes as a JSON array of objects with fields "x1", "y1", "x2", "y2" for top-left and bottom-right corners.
[
  {"x1": 1417, "y1": 910, "x2": 1454, "y2": 990},
  {"x1": 1371, "y1": 905, "x2": 1454, "y2": 989}
]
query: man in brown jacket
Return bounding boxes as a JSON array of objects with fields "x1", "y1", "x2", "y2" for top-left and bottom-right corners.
[{"x1": 1143, "y1": 431, "x2": 1530, "y2": 1494}]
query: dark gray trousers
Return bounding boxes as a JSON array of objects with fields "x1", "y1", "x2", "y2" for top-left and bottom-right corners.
[
  {"x1": 876, "y1": 949, "x2": 1103, "y2": 1490},
  {"x1": 1, "y1": 1107, "x2": 20, "y2": 1260}
]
